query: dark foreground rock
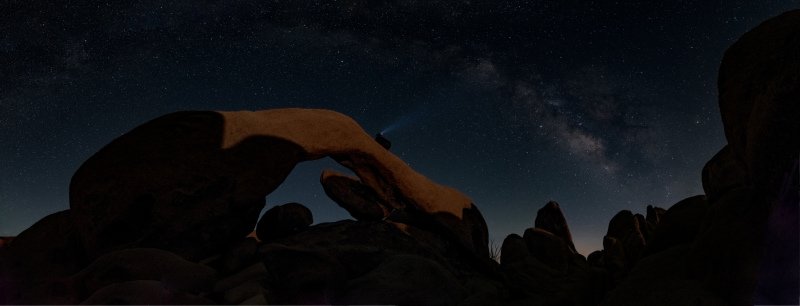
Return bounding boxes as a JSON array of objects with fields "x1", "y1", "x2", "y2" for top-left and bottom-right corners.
[
  {"x1": 602, "y1": 9, "x2": 800, "y2": 306},
  {"x1": 255, "y1": 202, "x2": 313, "y2": 242}
]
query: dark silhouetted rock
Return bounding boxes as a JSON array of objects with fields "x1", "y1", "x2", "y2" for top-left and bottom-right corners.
[
  {"x1": 80, "y1": 280, "x2": 214, "y2": 305},
  {"x1": 338, "y1": 255, "x2": 467, "y2": 306},
  {"x1": 534, "y1": 201, "x2": 576, "y2": 253},
  {"x1": 74, "y1": 248, "x2": 216, "y2": 297},
  {"x1": 256, "y1": 202, "x2": 313, "y2": 242},
  {"x1": 717, "y1": 10, "x2": 800, "y2": 196},
  {"x1": 606, "y1": 210, "x2": 637, "y2": 241},
  {"x1": 249, "y1": 219, "x2": 497, "y2": 305},
  {"x1": 70, "y1": 112, "x2": 300, "y2": 261},
  {"x1": 702, "y1": 146, "x2": 748, "y2": 202},
  {"x1": 0, "y1": 237, "x2": 13, "y2": 248},
  {"x1": 645, "y1": 205, "x2": 666, "y2": 227},
  {"x1": 602, "y1": 236, "x2": 626, "y2": 276},
  {"x1": 602, "y1": 245, "x2": 728, "y2": 306},
  {"x1": 260, "y1": 244, "x2": 346, "y2": 304},
  {"x1": 523, "y1": 228, "x2": 571, "y2": 272},
  {"x1": 240, "y1": 294, "x2": 269, "y2": 305},
  {"x1": 690, "y1": 11, "x2": 800, "y2": 305},
  {"x1": 646, "y1": 195, "x2": 708, "y2": 255},
  {"x1": 320, "y1": 169, "x2": 389, "y2": 221},
  {"x1": 458, "y1": 277, "x2": 507, "y2": 306},
  {"x1": 222, "y1": 280, "x2": 271, "y2": 305},
  {"x1": 374, "y1": 133, "x2": 392, "y2": 150},
  {"x1": 686, "y1": 187, "x2": 768, "y2": 305},
  {"x1": 634, "y1": 213, "x2": 648, "y2": 242},
  {"x1": 6, "y1": 210, "x2": 85, "y2": 281},
  {"x1": 4, "y1": 210, "x2": 86, "y2": 305},
  {"x1": 502, "y1": 248, "x2": 595, "y2": 305},
  {"x1": 217, "y1": 237, "x2": 259, "y2": 275},
  {"x1": 212, "y1": 262, "x2": 269, "y2": 293},
  {"x1": 605, "y1": 210, "x2": 646, "y2": 268},
  {"x1": 500, "y1": 233, "x2": 529, "y2": 265},
  {"x1": 587, "y1": 250, "x2": 604, "y2": 268},
  {"x1": 211, "y1": 262, "x2": 272, "y2": 304},
  {"x1": 643, "y1": 206, "x2": 665, "y2": 246}
]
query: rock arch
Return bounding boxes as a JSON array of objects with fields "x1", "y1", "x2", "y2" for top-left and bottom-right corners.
[{"x1": 69, "y1": 109, "x2": 488, "y2": 260}]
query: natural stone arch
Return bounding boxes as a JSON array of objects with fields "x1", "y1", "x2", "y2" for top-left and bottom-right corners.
[{"x1": 70, "y1": 109, "x2": 488, "y2": 261}]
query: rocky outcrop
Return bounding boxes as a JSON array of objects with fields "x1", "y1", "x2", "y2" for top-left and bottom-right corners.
[
  {"x1": 605, "y1": 210, "x2": 646, "y2": 269},
  {"x1": 500, "y1": 234, "x2": 528, "y2": 265},
  {"x1": 0, "y1": 237, "x2": 13, "y2": 248},
  {"x1": 523, "y1": 228, "x2": 572, "y2": 272},
  {"x1": 645, "y1": 195, "x2": 708, "y2": 254},
  {"x1": 717, "y1": 11, "x2": 800, "y2": 195},
  {"x1": 321, "y1": 169, "x2": 390, "y2": 221},
  {"x1": 69, "y1": 109, "x2": 489, "y2": 261},
  {"x1": 339, "y1": 255, "x2": 468, "y2": 306},
  {"x1": 256, "y1": 202, "x2": 313, "y2": 242},
  {"x1": 253, "y1": 220, "x2": 500, "y2": 305},
  {"x1": 603, "y1": 10, "x2": 800, "y2": 306},
  {"x1": 73, "y1": 248, "x2": 217, "y2": 296},
  {"x1": 1, "y1": 210, "x2": 86, "y2": 304},
  {"x1": 688, "y1": 10, "x2": 800, "y2": 306},
  {"x1": 4, "y1": 108, "x2": 496, "y2": 305},
  {"x1": 4, "y1": 210, "x2": 85, "y2": 280},
  {"x1": 702, "y1": 146, "x2": 748, "y2": 202},
  {"x1": 534, "y1": 201, "x2": 576, "y2": 253},
  {"x1": 80, "y1": 280, "x2": 214, "y2": 305},
  {"x1": 499, "y1": 202, "x2": 597, "y2": 305}
]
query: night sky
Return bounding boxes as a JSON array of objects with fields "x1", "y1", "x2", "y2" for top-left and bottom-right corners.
[{"x1": 2, "y1": 1, "x2": 798, "y2": 255}]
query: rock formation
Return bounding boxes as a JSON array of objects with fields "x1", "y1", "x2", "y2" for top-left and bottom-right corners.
[
  {"x1": 320, "y1": 169, "x2": 390, "y2": 221},
  {"x1": 255, "y1": 202, "x2": 313, "y2": 242},
  {"x1": 688, "y1": 9, "x2": 800, "y2": 306},
  {"x1": 3, "y1": 108, "x2": 496, "y2": 304},
  {"x1": 68, "y1": 108, "x2": 489, "y2": 261},
  {"x1": 603, "y1": 9, "x2": 800, "y2": 306},
  {"x1": 1, "y1": 9, "x2": 797, "y2": 306},
  {"x1": 534, "y1": 201, "x2": 576, "y2": 253}
]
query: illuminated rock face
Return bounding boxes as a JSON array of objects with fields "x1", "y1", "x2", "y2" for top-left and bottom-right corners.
[{"x1": 69, "y1": 108, "x2": 488, "y2": 260}]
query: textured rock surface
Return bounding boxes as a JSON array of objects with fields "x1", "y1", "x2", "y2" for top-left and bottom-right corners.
[
  {"x1": 321, "y1": 169, "x2": 389, "y2": 221},
  {"x1": 80, "y1": 280, "x2": 214, "y2": 305},
  {"x1": 73, "y1": 248, "x2": 217, "y2": 296},
  {"x1": 253, "y1": 219, "x2": 500, "y2": 305},
  {"x1": 256, "y1": 202, "x2": 313, "y2": 242},
  {"x1": 339, "y1": 255, "x2": 467, "y2": 306}
]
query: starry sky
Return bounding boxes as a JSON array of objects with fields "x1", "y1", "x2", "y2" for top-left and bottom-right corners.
[{"x1": 2, "y1": 1, "x2": 798, "y2": 255}]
